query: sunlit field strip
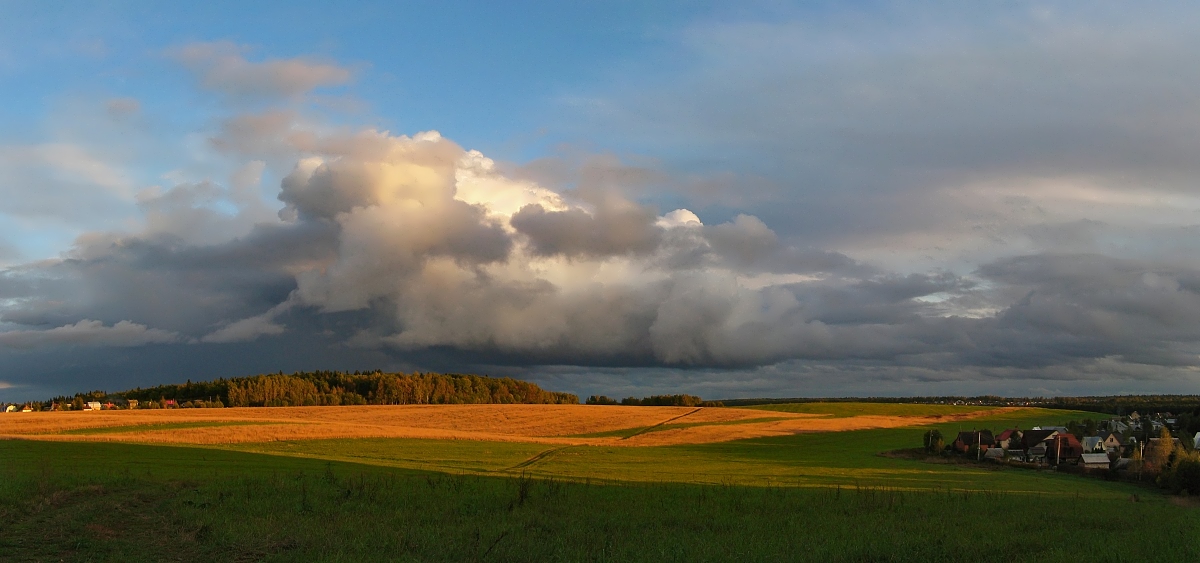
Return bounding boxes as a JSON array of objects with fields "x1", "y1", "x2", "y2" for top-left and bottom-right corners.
[{"x1": 0, "y1": 403, "x2": 1028, "y2": 447}]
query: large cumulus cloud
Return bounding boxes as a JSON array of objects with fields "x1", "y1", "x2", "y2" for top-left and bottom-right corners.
[{"x1": 5, "y1": 121, "x2": 1199, "y2": 390}]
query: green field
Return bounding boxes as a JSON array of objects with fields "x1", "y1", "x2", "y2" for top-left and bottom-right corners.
[
  {"x1": 1, "y1": 406, "x2": 1197, "y2": 562},
  {"x1": 745, "y1": 401, "x2": 999, "y2": 418}
]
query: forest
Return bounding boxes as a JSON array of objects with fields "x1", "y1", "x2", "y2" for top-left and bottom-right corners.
[{"x1": 41, "y1": 371, "x2": 579, "y2": 409}]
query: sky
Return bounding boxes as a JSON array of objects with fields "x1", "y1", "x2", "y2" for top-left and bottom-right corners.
[{"x1": 4, "y1": 1, "x2": 1200, "y2": 401}]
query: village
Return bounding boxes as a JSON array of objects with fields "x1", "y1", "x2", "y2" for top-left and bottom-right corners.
[{"x1": 928, "y1": 411, "x2": 1200, "y2": 493}]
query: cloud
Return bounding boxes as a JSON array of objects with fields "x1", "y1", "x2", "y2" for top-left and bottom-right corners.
[
  {"x1": 0, "y1": 320, "x2": 181, "y2": 350},
  {"x1": 201, "y1": 309, "x2": 287, "y2": 343},
  {"x1": 105, "y1": 97, "x2": 140, "y2": 117},
  {"x1": 171, "y1": 41, "x2": 352, "y2": 100}
]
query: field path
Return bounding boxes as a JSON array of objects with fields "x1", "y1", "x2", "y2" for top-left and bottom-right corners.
[
  {"x1": 507, "y1": 446, "x2": 572, "y2": 471},
  {"x1": 620, "y1": 407, "x2": 703, "y2": 441}
]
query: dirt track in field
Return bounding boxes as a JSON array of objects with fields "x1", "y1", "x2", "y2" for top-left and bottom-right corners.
[{"x1": 0, "y1": 404, "x2": 1021, "y2": 447}]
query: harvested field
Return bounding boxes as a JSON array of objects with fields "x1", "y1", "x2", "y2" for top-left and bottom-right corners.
[{"x1": 0, "y1": 404, "x2": 1023, "y2": 447}]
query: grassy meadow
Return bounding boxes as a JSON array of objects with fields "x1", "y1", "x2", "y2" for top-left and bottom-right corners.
[{"x1": 1, "y1": 403, "x2": 1197, "y2": 562}]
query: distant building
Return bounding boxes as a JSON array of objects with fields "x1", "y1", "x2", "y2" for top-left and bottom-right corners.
[
  {"x1": 1048, "y1": 434, "x2": 1084, "y2": 465},
  {"x1": 996, "y1": 428, "x2": 1023, "y2": 450},
  {"x1": 1080, "y1": 453, "x2": 1111, "y2": 469},
  {"x1": 1101, "y1": 432, "x2": 1125, "y2": 453},
  {"x1": 3, "y1": 405, "x2": 14, "y2": 413},
  {"x1": 1081, "y1": 436, "x2": 1103, "y2": 453},
  {"x1": 953, "y1": 430, "x2": 995, "y2": 454},
  {"x1": 127, "y1": 399, "x2": 139, "y2": 409},
  {"x1": 86, "y1": 401, "x2": 102, "y2": 411}
]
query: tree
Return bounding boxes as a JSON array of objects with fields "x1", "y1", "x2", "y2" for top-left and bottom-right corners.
[
  {"x1": 923, "y1": 429, "x2": 944, "y2": 453},
  {"x1": 1148, "y1": 427, "x2": 1175, "y2": 475}
]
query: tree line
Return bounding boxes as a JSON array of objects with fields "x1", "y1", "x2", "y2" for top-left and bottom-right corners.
[
  {"x1": 28, "y1": 370, "x2": 579, "y2": 409},
  {"x1": 585, "y1": 394, "x2": 723, "y2": 407}
]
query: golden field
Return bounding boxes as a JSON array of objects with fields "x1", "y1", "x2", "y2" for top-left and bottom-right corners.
[{"x1": 0, "y1": 404, "x2": 1018, "y2": 447}]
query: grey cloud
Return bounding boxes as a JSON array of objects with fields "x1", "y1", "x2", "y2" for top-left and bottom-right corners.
[
  {"x1": 171, "y1": 41, "x2": 352, "y2": 100},
  {"x1": 0, "y1": 320, "x2": 180, "y2": 349},
  {"x1": 105, "y1": 97, "x2": 140, "y2": 118},
  {"x1": 511, "y1": 200, "x2": 661, "y2": 258},
  {"x1": 575, "y1": 6, "x2": 1200, "y2": 269}
]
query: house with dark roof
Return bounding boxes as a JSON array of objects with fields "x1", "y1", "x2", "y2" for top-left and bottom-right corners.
[
  {"x1": 1101, "y1": 431, "x2": 1124, "y2": 453},
  {"x1": 1017, "y1": 429, "x2": 1058, "y2": 462},
  {"x1": 1047, "y1": 434, "x2": 1084, "y2": 465},
  {"x1": 953, "y1": 430, "x2": 995, "y2": 454},
  {"x1": 1082, "y1": 436, "x2": 1103, "y2": 453}
]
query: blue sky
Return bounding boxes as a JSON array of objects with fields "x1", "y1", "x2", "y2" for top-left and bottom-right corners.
[{"x1": 4, "y1": 2, "x2": 1200, "y2": 401}]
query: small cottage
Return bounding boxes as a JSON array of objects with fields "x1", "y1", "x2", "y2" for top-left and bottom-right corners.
[
  {"x1": 953, "y1": 430, "x2": 996, "y2": 454},
  {"x1": 1081, "y1": 436, "x2": 1103, "y2": 453},
  {"x1": 1080, "y1": 453, "x2": 1111, "y2": 469}
]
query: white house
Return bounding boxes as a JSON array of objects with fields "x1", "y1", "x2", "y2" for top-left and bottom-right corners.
[
  {"x1": 3, "y1": 405, "x2": 15, "y2": 412},
  {"x1": 1082, "y1": 436, "x2": 1103, "y2": 453},
  {"x1": 85, "y1": 401, "x2": 102, "y2": 411}
]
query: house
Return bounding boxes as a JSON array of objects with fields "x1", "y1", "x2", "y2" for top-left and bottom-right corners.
[
  {"x1": 1034, "y1": 426, "x2": 1068, "y2": 434},
  {"x1": 21, "y1": 405, "x2": 33, "y2": 412},
  {"x1": 86, "y1": 401, "x2": 102, "y2": 411},
  {"x1": 163, "y1": 399, "x2": 177, "y2": 408},
  {"x1": 1021, "y1": 429, "x2": 1058, "y2": 450},
  {"x1": 983, "y1": 447, "x2": 1005, "y2": 461},
  {"x1": 3, "y1": 405, "x2": 14, "y2": 413},
  {"x1": 1081, "y1": 436, "x2": 1103, "y2": 453},
  {"x1": 1101, "y1": 432, "x2": 1125, "y2": 453},
  {"x1": 953, "y1": 430, "x2": 996, "y2": 454},
  {"x1": 996, "y1": 428, "x2": 1023, "y2": 450},
  {"x1": 1019, "y1": 429, "x2": 1058, "y2": 462},
  {"x1": 1080, "y1": 453, "x2": 1111, "y2": 469},
  {"x1": 1048, "y1": 434, "x2": 1085, "y2": 465},
  {"x1": 127, "y1": 399, "x2": 139, "y2": 409},
  {"x1": 1107, "y1": 420, "x2": 1129, "y2": 433}
]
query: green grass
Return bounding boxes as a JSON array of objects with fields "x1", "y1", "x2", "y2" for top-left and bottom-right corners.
[
  {"x1": 745, "y1": 401, "x2": 998, "y2": 417},
  {"x1": 2, "y1": 439, "x2": 1197, "y2": 562},
  {"x1": 59, "y1": 420, "x2": 282, "y2": 435}
]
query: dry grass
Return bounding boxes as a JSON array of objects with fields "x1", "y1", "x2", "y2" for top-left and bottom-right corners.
[{"x1": 0, "y1": 404, "x2": 1021, "y2": 447}]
